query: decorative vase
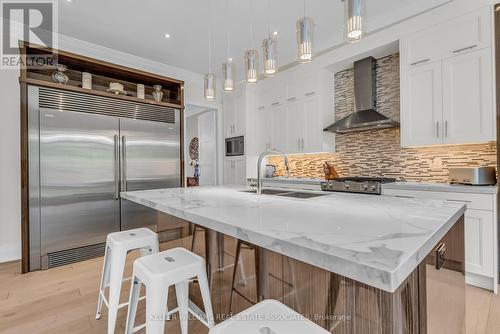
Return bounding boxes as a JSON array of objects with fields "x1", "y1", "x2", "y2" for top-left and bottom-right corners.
[
  {"x1": 152, "y1": 85, "x2": 163, "y2": 102},
  {"x1": 52, "y1": 64, "x2": 69, "y2": 84}
]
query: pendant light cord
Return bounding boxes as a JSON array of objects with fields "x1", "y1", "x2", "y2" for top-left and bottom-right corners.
[
  {"x1": 249, "y1": 0, "x2": 254, "y2": 49},
  {"x1": 226, "y1": 0, "x2": 230, "y2": 59},
  {"x1": 267, "y1": 0, "x2": 271, "y2": 36},
  {"x1": 208, "y1": 0, "x2": 212, "y2": 72}
]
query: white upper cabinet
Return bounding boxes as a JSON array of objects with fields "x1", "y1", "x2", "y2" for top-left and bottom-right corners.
[
  {"x1": 400, "y1": 7, "x2": 495, "y2": 147},
  {"x1": 255, "y1": 109, "x2": 273, "y2": 152},
  {"x1": 286, "y1": 73, "x2": 317, "y2": 102},
  {"x1": 302, "y1": 96, "x2": 323, "y2": 152},
  {"x1": 286, "y1": 101, "x2": 305, "y2": 154},
  {"x1": 402, "y1": 7, "x2": 491, "y2": 66},
  {"x1": 401, "y1": 61, "x2": 443, "y2": 147},
  {"x1": 256, "y1": 78, "x2": 285, "y2": 111},
  {"x1": 271, "y1": 105, "x2": 288, "y2": 152},
  {"x1": 223, "y1": 93, "x2": 236, "y2": 138},
  {"x1": 248, "y1": 68, "x2": 330, "y2": 155},
  {"x1": 442, "y1": 48, "x2": 494, "y2": 144},
  {"x1": 223, "y1": 85, "x2": 246, "y2": 138}
]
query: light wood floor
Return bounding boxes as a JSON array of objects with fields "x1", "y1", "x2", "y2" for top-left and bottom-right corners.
[{"x1": 1, "y1": 242, "x2": 500, "y2": 334}]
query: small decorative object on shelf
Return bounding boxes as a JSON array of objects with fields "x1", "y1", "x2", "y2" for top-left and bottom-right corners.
[
  {"x1": 107, "y1": 82, "x2": 126, "y2": 95},
  {"x1": 137, "y1": 84, "x2": 145, "y2": 99},
  {"x1": 82, "y1": 72, "x2": 92, "y2": 89},
  {"x1": 152, "y1": 84, "x2": 163, "y2": 102},
  {"x1": 52, "y1": 64, "x2": 69, "y2": 84}
]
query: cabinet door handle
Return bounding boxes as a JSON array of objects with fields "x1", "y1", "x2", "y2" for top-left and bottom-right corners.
[
  {"x1": 444, "y1": 120, "x2": 448, "y2": 138},
  {"x1": 258, "y1": 106, "x2": 265, "y2": 111},
  {"x1": 305, "y1": 92, "x2": 315, "y2": 97},
  {"x1": 453, "y1": 45, "x2": 478, "y2": 54},
  {"x1": 394, "y1": 195, "x2": 415, "y2": 199},
  {"x1": 436, "y1": 121, "x2": 440, "y2": 138},
  {"x1": 301, "y1": 138, "x2": 304, "y2": 149},
  {"x1": 271, "y1": 102, "x2": 280, "y2": 106},
  {"x1": 113, "y1": 135, "x2": 119, "y2": 200},
  {"x1": 435, "y1": 242, "x2": 446, "y2": 270},
  {"x1": 287, "y1": 97, "x2": 297, "y2": 102},
  {"x1": 410, "y1": 58, "x2": 430, "y2": 66},
  {"x1": 297, "y1": 138, "x2": 300, "y2": 149}
]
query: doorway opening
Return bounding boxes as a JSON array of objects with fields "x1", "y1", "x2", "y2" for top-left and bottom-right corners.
[{"x1": 184, "y1": 104, "x2": 218, "y2": 186}]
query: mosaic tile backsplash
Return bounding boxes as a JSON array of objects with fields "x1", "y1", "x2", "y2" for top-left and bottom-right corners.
[{"x1": 269, "y1": 53, "x2": 497, "y2": 183}]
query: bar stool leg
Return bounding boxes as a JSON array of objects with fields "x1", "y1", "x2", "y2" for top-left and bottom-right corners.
[
  {"x1": 190, "y1": 225, "x2": 198, "y2": 252},
  {"x1": 145, "y1": 283, "x2": 169, "y2": 334},
  {"x1": 198, "y1": 268, "x2": 215, "y2": 328},
  {"x1": 125, "y1": 275, "x2": 141, "y2": 334},
  {"x1": 175, "y1": 281, "x2": 189, "y2": 334},
  {"x1": 96, "y1": 245, "x2": 111, "y2": 320},
  {"x1": 228, "y1": 239, "x2": 242, "y2": 314},
  {"x1": 107, "y1": 248, "x2": 127, "y2": 334}
]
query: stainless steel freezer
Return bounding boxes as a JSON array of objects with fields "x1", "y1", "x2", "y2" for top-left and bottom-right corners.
[
  {"x1": 28, "y1": 86, "x2": 181, "y2": 270},
  {"x1": 119, "y1": 118, "x2": 180, "y2": 231}
]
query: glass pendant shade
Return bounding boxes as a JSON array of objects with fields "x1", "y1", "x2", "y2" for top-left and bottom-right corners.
[
  {"x1": 204, "y1": 73, "x2": 216, "y2": 100},
  {"x1": 245, "y1": 49, "x2": 259, "y2": 84},
  {"x1": 222, "y1": 61, "x2": 235, "y2": 92},
  {"x1": 296, "y1": 16, "x2": 314, "y2": 63},
  {"x1": 262, "y1": 36, "x2": 278, "y2": 76},
  {"x1": 345, "y1": 0, "x2": 365, "y2": 42}
]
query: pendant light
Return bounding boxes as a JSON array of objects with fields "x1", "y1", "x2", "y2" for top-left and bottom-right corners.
[
  {"x1": 262, "y1": 0, "x2": 278, "y2": 76},
  {"x1": 204, "y1": 0, "x2": 215, "y2": 100},
  {"x1": 222, "y1": 0, "x2": 235, "y2": 92},
  {"x1": 296, "y1": 0, "x2": 314, "y2": 63},
  {"x1": 244, "y1": 0, "x2": 258, "y2": 84},
  {"x1": 345, "y1": 0, "x2": 366, "y2": 42}
]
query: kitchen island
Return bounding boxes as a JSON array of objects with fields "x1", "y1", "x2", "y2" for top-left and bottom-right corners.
[{"x1": 122, "y1": 186, "x2": 467, "y2": 333}]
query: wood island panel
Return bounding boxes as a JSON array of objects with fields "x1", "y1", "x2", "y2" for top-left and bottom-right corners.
[{"x1": 176, "y1": 215, "x2": 466, "y2": 334}]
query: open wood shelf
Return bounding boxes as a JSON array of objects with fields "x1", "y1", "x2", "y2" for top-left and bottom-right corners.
[
  {"x1": 21, "y1": 77, "x2": 184, "y2": 109},
  {"x1": 19, "y1": 41, "x2": 184, "y2": 109}
]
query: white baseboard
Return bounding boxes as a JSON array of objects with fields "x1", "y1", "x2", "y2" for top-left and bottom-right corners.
[
  {"x1": 0, "y1": 242, "x2": 21, "y2": 263},
  {"x1": 466, "y1": 272, "x2": 496, "y2": 292}
]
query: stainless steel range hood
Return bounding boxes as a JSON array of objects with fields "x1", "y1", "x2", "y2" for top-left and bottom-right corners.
[{"x1": 324, "y1": 57, "x2": 399, "y2": 134}]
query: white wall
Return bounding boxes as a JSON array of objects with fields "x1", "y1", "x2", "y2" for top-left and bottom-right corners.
[{"x1": 0, "y1": 33, "x2": 218, "y2": 263}]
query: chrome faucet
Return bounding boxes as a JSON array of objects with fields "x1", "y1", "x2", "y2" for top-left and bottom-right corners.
[{"x1": 256, "y1": 149, "x2": 290, "y2": 194}]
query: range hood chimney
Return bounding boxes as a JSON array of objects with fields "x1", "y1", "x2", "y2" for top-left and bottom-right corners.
[{"x1": 324, "y1": 56, "x2": 399, "y2": 133}]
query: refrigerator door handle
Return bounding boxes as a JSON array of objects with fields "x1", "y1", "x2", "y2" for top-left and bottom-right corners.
[
  {"x1": 121, "y1": 135, "x2": 127, "y2": 192},
  {"x1": 114, "y1": 135, "x2": 119, "y2": 199}
]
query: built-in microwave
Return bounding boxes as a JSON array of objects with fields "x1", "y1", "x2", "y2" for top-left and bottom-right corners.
[{"x1": 225, "y1": 136, "x2": 244, "y2": 157}]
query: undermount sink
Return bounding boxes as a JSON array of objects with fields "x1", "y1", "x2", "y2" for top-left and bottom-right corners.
[
  {"x1": 240, "y1": 189, "x2": 328, "y2": 199},
  {"x1": 276, "y1": 191, "x2": 328, "y2": 199},
  {"x1": 240, "y1": 189, "x2": 289, "y2": 195}
]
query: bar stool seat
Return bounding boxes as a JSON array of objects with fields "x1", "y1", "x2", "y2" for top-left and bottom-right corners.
[
  {"x1": 210, "y1": 299, "x2": 330, "y2": 334},
  {"x1": 96, "y1": 228, "x2": 159, "y2": 334},
  {"x1": 125, "y1": 247, "x2": 215, "y2": 334}
]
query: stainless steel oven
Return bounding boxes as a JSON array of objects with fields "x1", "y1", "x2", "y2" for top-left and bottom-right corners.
[{"x1": 225, "y1": 136, "x2": 244, "y2": 157}]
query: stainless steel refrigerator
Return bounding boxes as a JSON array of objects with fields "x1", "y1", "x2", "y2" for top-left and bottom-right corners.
[{"x1": 28, "y1": 86, "x2": 181, "y2": 271}]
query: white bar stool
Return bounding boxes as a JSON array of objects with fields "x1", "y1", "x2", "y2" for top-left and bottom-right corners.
[
  {"x1": 96, "y1": 228, "x2": 160, "y2": 334},
  {"x1": 209, "y1": 299, "x2": 330, "y2": 334},
  {"x1": 125, "y1": 247, "x2": 215, "y2": 334}
]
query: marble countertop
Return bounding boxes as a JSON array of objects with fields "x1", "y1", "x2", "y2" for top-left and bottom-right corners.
[
  {"x1": 382, "y1": 182, "x2": 498, "y2": 194},
  {"x1": 121, "y1": 186, "x2": 466, "y2": 292}
]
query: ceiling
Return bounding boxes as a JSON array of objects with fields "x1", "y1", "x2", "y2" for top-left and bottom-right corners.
[{"x1": 57, "y1": 0, "x2": 450, "y2": 79}]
